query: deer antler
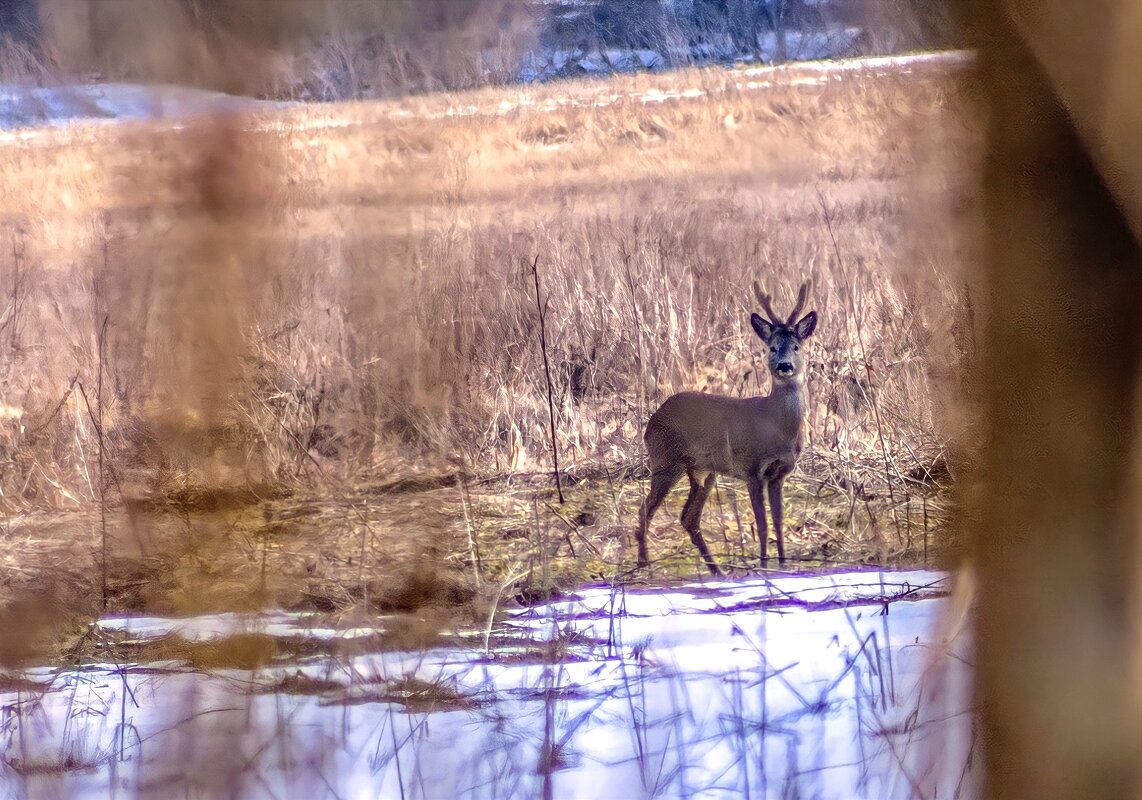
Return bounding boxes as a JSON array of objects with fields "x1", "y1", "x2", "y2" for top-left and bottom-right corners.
[
  {"x1": 752, "y1": 281, "x2": 781, "y2": 324},
  {"x1": 785, "y1": 279, "x2": 812, "y2": 325}
]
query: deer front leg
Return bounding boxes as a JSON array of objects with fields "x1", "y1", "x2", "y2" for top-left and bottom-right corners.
[
  {"x1": 767, "y1": 479, "x2": 786, "y2": 565},
  {"x1": 747, "y1": 476, "x2": 769, "y2": 564}
]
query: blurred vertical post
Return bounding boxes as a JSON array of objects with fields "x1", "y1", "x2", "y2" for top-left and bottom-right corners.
[
  {"x1": 131, "y1": 0, "x2": 288, "y2": 493},
  {"x1": 965, "y1": 1, "x2": 1142, "y2": 799}
]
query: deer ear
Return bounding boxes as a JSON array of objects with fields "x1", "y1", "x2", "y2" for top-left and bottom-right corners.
[
  {"x1": 794, "y1": 311, "x2": 817, "y2": 339},
  {"x1": 751, "y1": 313, "x2": 775, "y2": 343}
]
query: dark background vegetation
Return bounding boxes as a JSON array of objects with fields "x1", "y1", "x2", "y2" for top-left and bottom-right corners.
[{"x1": 0, "y1": 0, "x2": 962, "y2": 96}]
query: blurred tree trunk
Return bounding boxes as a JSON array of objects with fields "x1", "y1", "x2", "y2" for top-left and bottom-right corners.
[{"x1": 966, "y1": 1, "x2": 1142, "y2": 799}]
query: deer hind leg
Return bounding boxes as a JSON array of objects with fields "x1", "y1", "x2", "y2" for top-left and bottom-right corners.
[
  {"x1": 747, "y1": 476, "x2": 770, "y2": 564},
  {"x1": 680, "y1": 471, "x2": 714, "y2": 530},
  {"x1": 681, "y1": 471, "x2": 721, "y2": 576},
  {"x1": 767, "y1": 478, "x2": 787, "y2": 565},
  {"x1": 637, "y1": 463, "x2": 684, "y2": 568}
]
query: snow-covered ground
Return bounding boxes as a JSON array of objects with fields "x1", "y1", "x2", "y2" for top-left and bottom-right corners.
[
  {"x1": 0, "y1": 82, "x2": 276, "y2": 133},
  {"x1": 1, "y1": 570, "x2": 974, "y2": 799}
]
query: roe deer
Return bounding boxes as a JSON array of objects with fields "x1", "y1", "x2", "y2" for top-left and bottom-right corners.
[{"x1": 636, "y1": 280, "x2": 818, "y2": 575}]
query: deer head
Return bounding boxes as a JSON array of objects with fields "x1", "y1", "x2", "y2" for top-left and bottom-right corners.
[{"x1": 750, "y1": 280, "x2": 818, "y2": 383}]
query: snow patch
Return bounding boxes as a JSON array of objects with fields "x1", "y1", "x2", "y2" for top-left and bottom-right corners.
[{"x1": 2, "y1": 570, "x2": 975, "y2": 799}]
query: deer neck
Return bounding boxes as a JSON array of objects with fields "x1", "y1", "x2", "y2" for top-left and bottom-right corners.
[{"x1": 768, "y1": 378, "x2": 807, "y2": 435}]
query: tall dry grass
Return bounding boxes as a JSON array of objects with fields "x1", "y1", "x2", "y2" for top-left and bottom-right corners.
[{"x1": 0, "y1": 54, "x2": 979, "y2": 619}]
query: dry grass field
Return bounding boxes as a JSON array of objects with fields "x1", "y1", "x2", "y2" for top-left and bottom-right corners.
[{"x1": 0, "y1": 53, "x2": 981, "y2": 646}]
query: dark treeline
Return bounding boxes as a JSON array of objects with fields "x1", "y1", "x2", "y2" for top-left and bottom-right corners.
[{"x1": 0, "y1": 0, "x2": 961, "y2": 97}]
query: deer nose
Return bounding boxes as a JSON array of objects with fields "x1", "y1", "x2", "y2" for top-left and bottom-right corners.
[{"x1": 776, "y1": 362, "x2": 795, "y2": 376}]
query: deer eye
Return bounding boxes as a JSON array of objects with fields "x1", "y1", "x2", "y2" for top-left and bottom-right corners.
[
  {"x1": 769, "y1": 346, "x2": 776, "y2": 352},
  {"x1": 794, "y1": 346, "x2": 799, "y2": 351}
]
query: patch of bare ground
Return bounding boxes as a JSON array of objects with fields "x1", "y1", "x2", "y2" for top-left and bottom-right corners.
[{"x1": 0, "y1": 54, "x2": 979, "y2": 655}]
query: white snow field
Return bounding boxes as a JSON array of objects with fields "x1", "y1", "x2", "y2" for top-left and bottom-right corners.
[{"x1": 1, "y1": 570, "x2": 974, "y2": 799}]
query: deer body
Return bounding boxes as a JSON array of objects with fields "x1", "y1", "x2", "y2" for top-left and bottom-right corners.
[
  {"x1": 636, "y1": 281, "x2": 817, "y2": 576},
  {"x1": 646, "y1": 390, "x2": 804, "y2": 479}
]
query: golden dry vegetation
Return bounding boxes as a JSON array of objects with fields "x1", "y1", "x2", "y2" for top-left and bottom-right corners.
[{"x1": 0, "y1": 54, "x2": 981, "y2": 639}]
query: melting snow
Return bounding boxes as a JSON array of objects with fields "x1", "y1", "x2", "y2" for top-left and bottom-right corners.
[{"x1": 1, "y1": 569, "x2": 974, "y2": 799}]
